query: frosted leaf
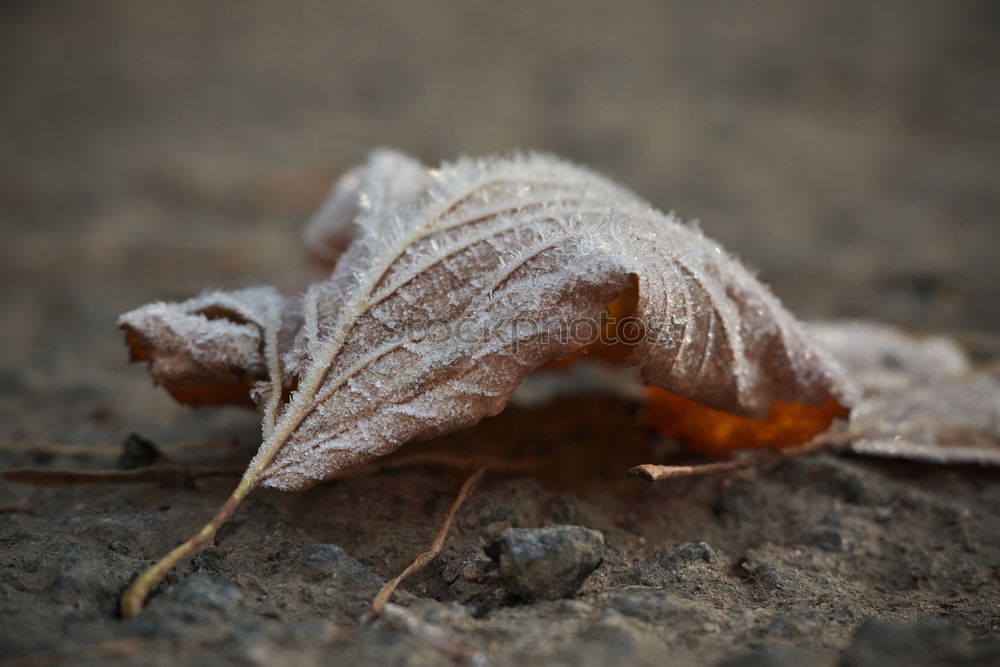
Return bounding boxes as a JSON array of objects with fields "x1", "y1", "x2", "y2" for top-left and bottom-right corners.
[
  {"x1": 303, "y1": 149, "x2": 434, "y2": 271},
  {"x1": 799, "y1": 322, "x2": 999, "y2": 465},
  {"x1": 118, "y1": 149, "x2": 866, "y2": 618},
  {"x1": 851, "y1": 374, "x2": 1000, "y2": 441},
  {"x1": 246, "y1": 151, "x2": 856, "y2": 490},
  {"x1": 848, "y1": 374, "x2": 1000, "y2": 463},
  {"x1": 119, "y1": 287, "x2": 299, "y2": 414},
  {"x1": 809, "y1": 320, "x2": 969, "y2": 395}
]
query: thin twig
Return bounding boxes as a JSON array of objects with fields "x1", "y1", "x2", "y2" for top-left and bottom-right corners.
[
  {"x1": 0, "y1": 436, "x2": 240, "y2": 457},
  {"x1": 628, "y1": 430, "x2": 853, "y2": 482},
  {"x1": 2, "y1": 463, "x2": 245, "y2": 487},
  {"x1": 1, "y1": 452, "x2": 513, "y2": 489},
  {"x1": 368, "y1": 467, "x2": 485, "y2": 617}
]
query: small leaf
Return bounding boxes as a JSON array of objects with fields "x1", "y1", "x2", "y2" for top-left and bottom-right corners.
[
  {"x1": 118, "y1": 150, "x2": 856, "y2": 616},
  {"x1": 122, "y1": 152, "x2": 857, "y2": 487},
  {"x1": 256, "y1": 152, "x2": 856, "y2": 490},
  {"x1": 808, "y1": 320, "x2": 969, "y2": 395}
]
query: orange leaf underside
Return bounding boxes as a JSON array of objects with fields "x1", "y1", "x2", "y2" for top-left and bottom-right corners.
[
  {"x1": 546, "y1": 281, "x2": 847, "y2": 455},
  {"x1": 644, "y1": 391, "x2": 847, "y2": 456},
  {"x1": 166, "y1": 383, "x2": 257, "y2": 408},
  {"x1": 125, "y1": 329, "x2": 258, "y2": 408}
]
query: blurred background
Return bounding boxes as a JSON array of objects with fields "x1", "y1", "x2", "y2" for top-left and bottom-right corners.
[{"x1": 1, "y1": 0, "x2": 998, "y2": 443}]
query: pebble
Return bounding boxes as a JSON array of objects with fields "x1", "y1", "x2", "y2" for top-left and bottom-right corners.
[
  {"x1": 291, "y1": 544, "x2": 383, "y2": 593},
  {"x1": 607, "y1": 586, "x2": 720, "y2": 625},
  {"x1": 486, "y1": 525, "x2": 605, "y2": 600},
  {"x1": 173, "y1": 574, "x2": 244, "y2": 614},
  {"x1": 637, "y1": 542, "x2": 727, "y2": 588},
  {"x1": 117, "y1": 433, "x2": 164, "y2": 469}
]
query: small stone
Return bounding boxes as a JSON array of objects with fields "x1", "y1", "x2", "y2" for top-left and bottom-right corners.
[
  {"x1": 607, "y1": 586, "x2": 721, "y2": 625},
  {"x1": 292, "y1": 544, "x2": 382, "y2": 586},
  {"x1": 486, "y1": 525, "x2": 604, "y2": 600},
  {"x1": 806, "y1": 528, "x2": 846, "y2": 552},
  {"x1": 175, "y1": 574, "x2": 243, "y2": 610},
  {"x1": 637, "y1": 542, "x2": 727, "y2": 588},
  {"x1": 118, "y1": 433, "x2": 164, "y2": 469},
  {"x1": 290, "y1": 544, "x2": 384, "y2": 615}
]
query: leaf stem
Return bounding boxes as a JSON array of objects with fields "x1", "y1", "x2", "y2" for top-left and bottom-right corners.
[{"x1": 119, "y1": 476, "x2": 254, "y2": 619}]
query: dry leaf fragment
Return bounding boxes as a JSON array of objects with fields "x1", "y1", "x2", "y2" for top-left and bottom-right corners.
[
  {"x1": 809, "y1": 320, "x2": 970, "y2": 395},
  {"x1": 120, "y1": 286, "x2": 300, "y2": 409},
  {"x1": 806, "y1": 322, "x2": 1000, "y2": 465},
  {"x1": 303, "y1": 149, "x2": 435, "y2": 272},
  {"x1": 267, "y1": 151, "x2": 855, "y2": 488},
  {"x1": 119, "y1": 150, "x2": 856, "y2": 616}
]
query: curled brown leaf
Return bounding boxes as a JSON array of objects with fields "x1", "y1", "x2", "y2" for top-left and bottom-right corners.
[{"x1": 118, "y1": 150, "x2": 857, "y2": 616}]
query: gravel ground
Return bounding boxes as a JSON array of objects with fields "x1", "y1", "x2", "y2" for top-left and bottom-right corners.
[{"x1": 1, "y1": 2, "x2": 998, "y2": 665}]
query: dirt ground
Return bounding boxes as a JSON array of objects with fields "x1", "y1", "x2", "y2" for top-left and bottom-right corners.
[{"x1": 1, "y1": 2, "x2": 999, "y2": 665}]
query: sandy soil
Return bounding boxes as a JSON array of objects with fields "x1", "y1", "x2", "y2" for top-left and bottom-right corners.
[{"x1": 1, "y1": 2, "x2": 998, "y2": 665}]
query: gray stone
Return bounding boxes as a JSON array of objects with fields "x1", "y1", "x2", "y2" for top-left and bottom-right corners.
[
  {"x1": 291, "y1": 544, "x2": 383, "y2": 589},
  {"x1": 486, "y1": 525, "x2": 604, "y2": 600},
  {"x1": 607, "y1": 586, "x2": 720, "y2": 625},
  {"x1": 638, "y1": 542, "x2": 727, "y2": 588},
  {"x1": 117, "y1": 433, "x2": 164, "y2": 469},
  {"x1": 173, "y1": 574, "x2": 244, "y2": 613}
]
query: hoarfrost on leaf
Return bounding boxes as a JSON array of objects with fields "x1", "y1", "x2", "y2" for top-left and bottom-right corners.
[
  {"x1": 122, "y1": 150, "x2": 860, "y2": 491},
  {"x1": 303, "y1": 149, "x2": 435, "y2": 272},
  {"x1": 806, "y1": 321, "x2": 998, "y2": 465},
  {"x1": 119, "y1": 148, "x2": 859, "y2": 618},
  {"x1": 119, "y1": 286, "x2": 300, "y2": 413}
]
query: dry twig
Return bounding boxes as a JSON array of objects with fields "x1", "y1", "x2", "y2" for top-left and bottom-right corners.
[
  {"x1": 2, "y1": 463, "x2": 244, "y2": 487},
  {"x1": 0, "y1": 437, "x2": 239, "y2": 457},
  {"x1": 628, "y1": 430, "x2": 853, "y2": 481},
  {"x1": 1, "y1": 451, "x2": 511, "y2": 489},
  {"x1": 368, "y1": 466, "x2": 485, "y2": 617}
]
